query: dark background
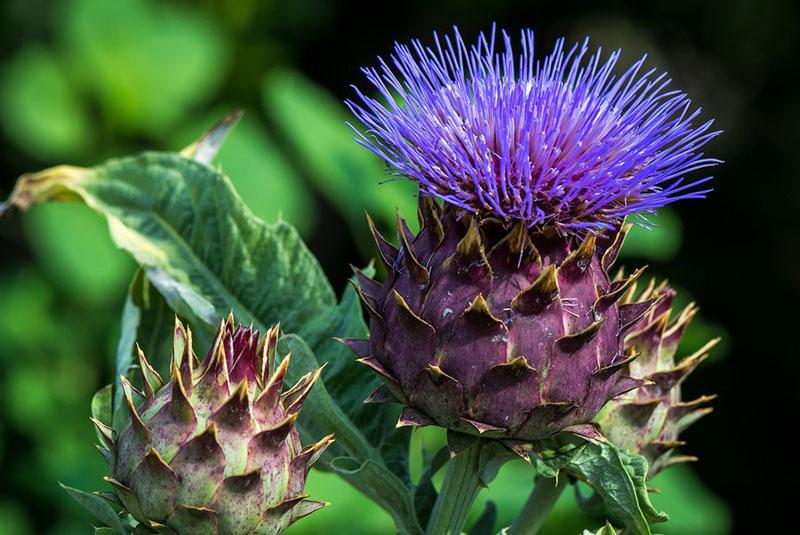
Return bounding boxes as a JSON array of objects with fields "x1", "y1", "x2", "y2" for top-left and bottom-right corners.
[{"x1": 0, "y1": 0, "x2": 796, "y2": 533}]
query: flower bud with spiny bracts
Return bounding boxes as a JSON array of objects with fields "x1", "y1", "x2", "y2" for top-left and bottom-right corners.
[
  {"x1": 343, "y1": 200, "x2": 662, "y2": 443},
  {"x1": 93, "y1": 315, "x2": 332, "y2": 534},
  {"x1": 344, "y1": 26, "x2": 720, "y2": 452},
  {"x1": 596, "y1": 279, "x2": 717, "y2": 476}
]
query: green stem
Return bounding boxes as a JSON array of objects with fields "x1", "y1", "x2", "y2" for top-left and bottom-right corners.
[
  {"x1": 508, "y1": 476, "x2": 568, "y2": 535},
  {"x1": 425, "y1": 440, "x2": 483, "y2": 535}
]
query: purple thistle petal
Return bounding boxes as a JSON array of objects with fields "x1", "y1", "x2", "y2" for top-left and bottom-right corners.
[{"x1": 346, "y1": 26, "x2": 721, "y2": 230}]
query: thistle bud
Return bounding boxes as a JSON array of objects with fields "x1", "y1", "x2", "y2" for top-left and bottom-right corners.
[{"x1": 96, "y1": 316, "x2": 332, "y2": 534}]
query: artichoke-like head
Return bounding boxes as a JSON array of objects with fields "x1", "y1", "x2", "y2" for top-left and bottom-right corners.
[
  {"x1": 345, "y1": 200, "x2": 659, "y2": 442},
  {"x1": 597, "y1": 280, "x2": 717, "y2": 476},
  {"x1": 96, "y1": 315, "x2": 332, "y2": 534}
]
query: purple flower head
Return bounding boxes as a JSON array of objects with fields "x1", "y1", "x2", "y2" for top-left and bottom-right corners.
[{"x1": 347, "y1": 27, "x2": 721, "y2": 230}]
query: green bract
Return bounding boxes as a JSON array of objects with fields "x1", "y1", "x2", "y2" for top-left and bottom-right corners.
[{"x1": 95, "y1": 315, "x2": 332, "y2": 534}]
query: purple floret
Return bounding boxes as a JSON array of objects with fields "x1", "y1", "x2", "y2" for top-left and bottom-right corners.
[{"x1": 347, "y1": 26, "x2": 721, "y2": 230}]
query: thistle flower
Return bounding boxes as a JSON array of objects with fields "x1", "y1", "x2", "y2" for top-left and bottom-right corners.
[
  {"x1": 95, "y1": 316, "x2": 332, "y2": 534},
  {"x1": 344, "y1": 27, "x2": 719, "y2": 444},
  {"x1": 597, "y1": 279, "x2": 717, "y2": 476},
  {"x1": 347, "y1": 27, "x2": 720, "y2": 230}
]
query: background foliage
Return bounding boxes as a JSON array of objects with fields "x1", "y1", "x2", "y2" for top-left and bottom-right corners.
[{"x1": 0, "y1": 0, "x2": 795, "y2": 533}]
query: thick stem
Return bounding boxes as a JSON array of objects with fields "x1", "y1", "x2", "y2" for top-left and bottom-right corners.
[
  {"x1": 508, "y1": 476, "x2": 568, "y2": 535},
  {"x1": 425, "y1": 440, "x2": 483, "y2": 535}
]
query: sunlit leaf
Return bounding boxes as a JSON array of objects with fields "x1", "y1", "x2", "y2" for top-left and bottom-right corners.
[{"x1": 2, "y1": 152, "x2": 336, "y2": 340}]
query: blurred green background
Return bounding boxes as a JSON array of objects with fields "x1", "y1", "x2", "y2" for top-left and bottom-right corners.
[{"x1": 1, "y1": 0, "x2": 796, "y2": 533}]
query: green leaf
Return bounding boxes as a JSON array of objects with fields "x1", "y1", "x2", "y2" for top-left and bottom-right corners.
[
  {"x1": 0, "y1": 45, "x2": 91, "y2": 159},
  {"x1": 330, "y1": 457, "x2": 422, "y2": 535},
  {"x1": 303, "y1": 266, "x2": 398, "y2": 441},
  {"x1": 531, "y1": 442, "x2": 581, "y2": 479},
  {"x1": 60, "y1": 483, "x2": 127, "y2": 533},
  {"x1": 1, "y1": 129, "x2": 423, "y2": 532},
  {"x1": 2, "y1": 151, "x2": 336, "y2": 341},
  {"x1": 477, "y1": 440, "x2": 518, "y2": 486},
  {"x1": 618, "y1": 450, "x2": 669, "y2": 525},
  {"x1": 173, "y1": 112, "x2": 316, "y2": 235},
  {"x1": 534, "y1": 440, "x2": 667, "y2": 535},
  {"x1": 468, "y1": 501, "x2": 497, "y2": 535},
  {"x1": 278, "y1": 334, "x2": 379, "y2": 464},
  {"x1": 59, "y1": 0, "x2": 229, "y2": 135},
  {"x1": 112, "y1": 270, "x2": 178, "y2": 430},
  {"x1": 262, "y1": 69, "x2": 419, "y2": 239},
  {"x1": 90, "y1": 384, "x2": 112, "y2": 432},
  {"x1": 278, "y1": 334, "x2": 423, "y2": 535},
  {"x1": 300, "y1": 264, "x2": 414, "y2": 485},
  {"x1": 565, "y1": 441, "x2": 667, "y2": 535}
]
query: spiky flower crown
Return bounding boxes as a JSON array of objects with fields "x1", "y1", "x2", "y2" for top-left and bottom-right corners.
[
  {"x1": 348, "y1": 27, "x2": 720, "y2": 230},
  {"x1": 95, "y1": 316, "x2": 332, "y2": 534}
]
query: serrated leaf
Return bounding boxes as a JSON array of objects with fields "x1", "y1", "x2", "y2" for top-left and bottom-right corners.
[
  {"x1": 564, "y1": 441, "x2": 667, "y2": 535},
  {"x1": 618, "y1": 450, "x2": 669, "y2": 525},
  {"x1": 61, "y1": 483, "x2": 127, "y2": 533},
  {"x1": 278, "y1": 334, "x2": 422, "y2": 535},
  {"x1": 1, "y1": 128, "x2": 423, "y2": 532},
  {"x1": 533, "y1": 439, "x2": 666, "y2": 535},
  {"x1": 279, "y1": 334, "x2": 378, "y2": 464},
  {"x1": 301, "y1": 265, "x2": 412, "y2": 482}
]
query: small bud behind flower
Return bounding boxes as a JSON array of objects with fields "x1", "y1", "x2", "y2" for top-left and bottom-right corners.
[{"x1": 597, "y1": 280, "x2": 716, "y2": 476}]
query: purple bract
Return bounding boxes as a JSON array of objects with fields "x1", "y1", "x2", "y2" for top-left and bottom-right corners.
[{"x1": 347, "y1": 27, "x2": 721, "y2": 230}]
